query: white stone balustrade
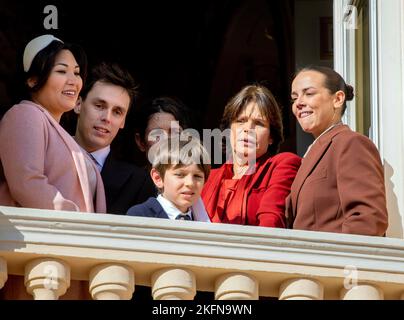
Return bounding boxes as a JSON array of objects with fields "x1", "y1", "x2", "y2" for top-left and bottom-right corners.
[
  {"x1": 89, "y1": 263, "x2": 134, "y2": 300},
  {"x1": 279, "y1": 278, "x2": 324, "y2": 300},
  {"x1": 152, "y1": 268, "x2": 196, "y2": 300},
  {"x1": 0, "y1": 257, "x2": 7, "y2": 289},
  {"x1": 24, "y1": 258, "x2": 70, "y2": 300},
  {"x1": 340, "y1": 283, "x2": 384, "y2": 300},
  {"x1": 215, "y1": 273, "x2": 258, "y2": 300},
  {"x1": 0, "y1": 206, "x2": 404, "y2": 299}
]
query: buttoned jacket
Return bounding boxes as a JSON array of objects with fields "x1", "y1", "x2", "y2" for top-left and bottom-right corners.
[{"x1": 286, "y1": 125, "x2": 387, "y2": 236}]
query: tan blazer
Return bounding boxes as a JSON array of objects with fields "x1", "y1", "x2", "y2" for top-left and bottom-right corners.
[
  {"x1": 286, "y1": 125, "x2": 387, "y2": 236},
  {"x1": 0, "y1": 100, "x2": 106, "y2": 213}
]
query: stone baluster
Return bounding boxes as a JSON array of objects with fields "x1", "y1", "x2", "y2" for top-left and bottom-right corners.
[
  {"x1": 340, "y1": 283, "x2": 383, "y2": 300},
  {"x1": 0, "y1": 257, "x2": 7, "y2": 289},
  {"x1": 279, "y1": 278, "x2": 324, "y2": 300},
  {"x1": 24, "y1": 258, "x2": 70, "y2": 300},
  {"x1": 89, "y1": 263, "x2": 134, "y2": 300},
  {"x1": 152, "y1": 268, "x2": 196, "y2": 300},
  {"x1": 215, "y1": 273, "x2": 258, "y2": 300}
]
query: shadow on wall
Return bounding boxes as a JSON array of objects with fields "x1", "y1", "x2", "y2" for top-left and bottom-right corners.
[{"x1": 384, "y1": 161, "x2": 403, "y2": 239}]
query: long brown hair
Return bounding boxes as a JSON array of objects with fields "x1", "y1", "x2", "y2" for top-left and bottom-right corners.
[{"x1": 220, "y1": 84, "x2": 284, "y2": 156}]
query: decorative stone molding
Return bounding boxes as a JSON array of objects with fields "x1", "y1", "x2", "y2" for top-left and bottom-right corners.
[
  {"x1": 340, "y1": 283, "x2": 384, "y2": 300},
  {"x1": 2, "y1": 206, "x2": 404, "y2": 298},
  {"x1": 215, "y1": 273, "x2": 258, "y2": 300},
  {"x1": 151, "y1": 268, "x2": 195, "y2": 300},
  {"x1": 0, "y1": 257, "x2": 7, "y2": 289},
  {"x1": 279, "y1": 278, "x2": 324, "y2": 300},
  {"x1": 89, "y1": 263, "x2": 134, "y2": 300},
  {"x1": 24, "y1": 258, "x2": 70, "y2": 300}
]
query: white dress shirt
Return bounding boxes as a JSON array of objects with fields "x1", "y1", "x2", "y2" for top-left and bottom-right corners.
[
  {"x1": 303, "y1": 122, "x2": 343, "y2": 158},
  {"x1": 156, "y1": 194, "x2": 211, "y2": 222},
  {"x1": 90, "y1": 145, "x2": 111, "y2": 171}
]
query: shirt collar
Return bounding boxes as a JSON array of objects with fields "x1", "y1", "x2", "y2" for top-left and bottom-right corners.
[
  {"x1": 303, "y1": 122, "x2": 343, "y2": 158},
  {"x1": 156, "y1": 194, "x2": 192, "y2": 220},
  {"x1": 90, "y1": 145, "x2": 111, "y2": 171}
]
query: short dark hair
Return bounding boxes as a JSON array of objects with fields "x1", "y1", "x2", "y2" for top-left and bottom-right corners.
[
  {"x1": 220, "y1": 84, "x2": 284, "y2": 156},
  {"x1": 296, "y1": 66, "x2": 354, "y2": 115},
  {"x1": 135, "y1": 96, "x2": 192, "y2": 141},
  {"x1": 80, "y1": 62, "x2": 138, "y2": 108},
  {"x1": 25, "y1": 40, "x2": 87, "y2": 98}
]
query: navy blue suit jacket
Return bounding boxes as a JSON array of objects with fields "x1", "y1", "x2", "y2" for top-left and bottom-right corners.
[
  {"x1": 126, "y1": 197, "x2": 169, "y2": 219},
  {"x1": 101, "y1": 154, "x2": 156, "y2": 215}
]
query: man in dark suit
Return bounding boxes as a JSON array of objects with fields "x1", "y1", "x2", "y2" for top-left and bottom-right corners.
[{"x1": 74, "y1": 62, "x2": 155, "y2": 214}]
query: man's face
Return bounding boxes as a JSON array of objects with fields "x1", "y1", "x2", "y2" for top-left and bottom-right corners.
[{"x1": 75, "y1": 81, "x2": 130, "y2": 152}]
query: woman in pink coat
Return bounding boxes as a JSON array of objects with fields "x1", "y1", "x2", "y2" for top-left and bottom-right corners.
[{"x1": 0, "y1": 35, "x2": 106, "y2": 213}]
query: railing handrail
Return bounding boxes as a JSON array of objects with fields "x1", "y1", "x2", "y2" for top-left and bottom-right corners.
[{"x1": 1, "y1": 205, "x2": 404, "y2": 299}]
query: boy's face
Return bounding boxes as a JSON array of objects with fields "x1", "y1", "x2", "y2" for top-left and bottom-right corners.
[{"x1": 151, "y1": 164, "x2": 205, "y2": 213}]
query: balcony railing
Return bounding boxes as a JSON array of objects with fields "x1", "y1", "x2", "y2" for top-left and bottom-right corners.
[{"x1": 0, "y1": 205, "x2": 404, "y2": 300}]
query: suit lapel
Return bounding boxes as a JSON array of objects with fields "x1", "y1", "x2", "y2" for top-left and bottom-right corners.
[
  {"x1": 101, "y1": 154, "x2": 117, "y2": 181},
  {"x1": 244, "y1": 154, "x2": 271, "y2": 192},
  {"x1": 240, "y1": 154, "x2": 270, "y2": 220},
  {"x1": 101, "y1": 154, "x2": 132, "y2": 190},
  {"x1": 147, "y1": 198, "x2": 170, "y2": 219},
  {"x1": 290, "y1": 125, "x2": 349, "y2": 215}
]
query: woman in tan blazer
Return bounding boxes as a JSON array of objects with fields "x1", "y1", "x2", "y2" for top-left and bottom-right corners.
[
  {"x1": 0, "y1": 35, "x2": 106, "y2": 213},
  {"x1": 287, "y1": 66, "x2": 387, "y2": 236}
]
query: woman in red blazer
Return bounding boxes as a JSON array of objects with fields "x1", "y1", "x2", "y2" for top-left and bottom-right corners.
[
  {"x1": 202, "y1": 84, "x2": 301, "y2": 227},
  {"x1": 287, "y1": 66, "x2": 388, "y2": 236}
]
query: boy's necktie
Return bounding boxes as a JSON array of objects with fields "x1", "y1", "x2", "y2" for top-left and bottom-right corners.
[{"x1": 175, "y1": 213, "x2": 192, "y2": 221}]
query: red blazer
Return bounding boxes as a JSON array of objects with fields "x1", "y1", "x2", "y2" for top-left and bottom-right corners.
[{"x1": 202, "y1": 152, "x2": 301, "y2": 227}]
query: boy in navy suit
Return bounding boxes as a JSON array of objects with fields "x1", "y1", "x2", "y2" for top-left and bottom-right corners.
[{"x1": 127, "y1": 137, "x2": 211, "y2": 222}]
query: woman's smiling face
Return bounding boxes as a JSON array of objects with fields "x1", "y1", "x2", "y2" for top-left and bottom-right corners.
[{"x1": 291, "y1": 70, "x2": 342, "y2": 138}]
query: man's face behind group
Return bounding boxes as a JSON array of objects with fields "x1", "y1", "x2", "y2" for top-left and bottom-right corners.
[{"x1": 75, "y1": 81, "x2": 130, "y2": 152}]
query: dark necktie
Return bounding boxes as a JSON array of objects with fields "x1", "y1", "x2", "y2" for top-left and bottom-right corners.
[{"x1": 175, "y1": 214, "x2": 192, "y2": 221}]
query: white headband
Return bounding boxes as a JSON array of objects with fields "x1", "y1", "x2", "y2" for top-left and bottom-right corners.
[{"x1": 23, "y1": 34, "x2": 63, "y2": 72}]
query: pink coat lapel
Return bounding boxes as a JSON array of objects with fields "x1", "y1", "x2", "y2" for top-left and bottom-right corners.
[{"x1": 30, "y1": 102, "x2": 97, "y2": 212}]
